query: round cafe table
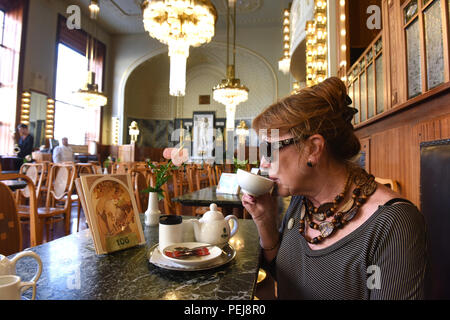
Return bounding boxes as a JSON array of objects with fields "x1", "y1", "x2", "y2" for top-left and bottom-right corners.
[{"x1": 1, "y1": 179, "x2": 27, "y2": 191}]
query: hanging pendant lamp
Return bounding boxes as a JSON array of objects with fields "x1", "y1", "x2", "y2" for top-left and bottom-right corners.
[
  {"x1": 212, "y1": 0, "x2": 249, "y2": 130},
  {"x1": 73, "y1": 0, "x2": 107, "y2": 108}
]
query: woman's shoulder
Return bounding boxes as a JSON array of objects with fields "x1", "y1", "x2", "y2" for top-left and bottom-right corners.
[{"x1": 365, "y1": 183, "x2": 424, "y2": 232}]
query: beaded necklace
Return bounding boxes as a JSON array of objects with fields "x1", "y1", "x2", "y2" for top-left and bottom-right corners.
[{"x1": 298, "y1": 167, "x2": 378, "y2": 245}]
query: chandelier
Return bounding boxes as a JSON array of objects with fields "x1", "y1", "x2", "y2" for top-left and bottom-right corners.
[
  {"x1": 73, "y1": 0, "x2": 107, "y2": 108},
  {"x1": 142, "y1": 0, "x2": 217, "y2": 96},
  {"x1": 213, "y1": 0, "x2": 248, "y2": 130}
]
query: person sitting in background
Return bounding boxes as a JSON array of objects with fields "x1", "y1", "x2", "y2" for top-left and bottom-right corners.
[
  {"x1": 15, "y1": 123, "x2": 34, "y2": 170},
  {"x1": 17, "y1": 123, "x2": 34, "y2": 160},
  {"x1": 53, "y1": 137, "x2": 74, "y2": 163}
]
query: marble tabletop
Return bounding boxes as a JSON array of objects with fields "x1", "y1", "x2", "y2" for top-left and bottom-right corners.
[
  {"x1": 1, "y1": 179, "x2": 27, "y2": 191},
  {"x1": 11, "y1": 214, "x2": 261, "y2": 300},
  {"x1": 172, "y1": 186, "x2": 243, "y2": 208}
]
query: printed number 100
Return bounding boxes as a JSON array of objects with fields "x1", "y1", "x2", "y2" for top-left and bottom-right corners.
[{"x1": 116, "y1": 237, "x2": 130, "y2": 246}]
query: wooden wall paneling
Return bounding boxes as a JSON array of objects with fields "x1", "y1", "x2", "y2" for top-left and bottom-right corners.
[
  {"x1": 369, "y1": 126, "x2": 413, "y2": 202},
  {"x1": 387, "y1": 0, "x2": 407, "y2": 107}
]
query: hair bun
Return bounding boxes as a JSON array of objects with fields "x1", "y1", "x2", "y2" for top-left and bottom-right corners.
[{"x1": 342, "y1": 106, "x2": 358, "y2": 123}]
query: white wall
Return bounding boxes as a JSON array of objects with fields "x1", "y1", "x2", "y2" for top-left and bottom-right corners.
[
  {"x1": 22, "y1": 0, "x2": 113, "y2": 143},
  {"x1": 112, "y1": 24, "x2": 292, "y2": 143}
]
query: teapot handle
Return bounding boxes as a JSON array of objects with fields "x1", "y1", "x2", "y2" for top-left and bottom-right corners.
[{"x1": 224, "y1": 215, "x2": 239, "y2": 238}]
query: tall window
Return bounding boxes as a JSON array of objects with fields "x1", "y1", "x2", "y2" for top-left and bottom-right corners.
[
  {"x1": 54, "y1": 43, "x2": 101, "y2": 145},
  {"x1": 0, "y1": 2, "x2": 25, "y2": 156},
  {"x1": 0, "y1": 10, "x2": 5, "y2": 45},
  {"x1": 54, "y1": 16, "x2": 105, "y2": 146}
]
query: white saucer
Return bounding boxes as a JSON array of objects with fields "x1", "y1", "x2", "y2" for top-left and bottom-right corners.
[{"x1": 161, "y1": 242, "x2": 222, "y2": 267}]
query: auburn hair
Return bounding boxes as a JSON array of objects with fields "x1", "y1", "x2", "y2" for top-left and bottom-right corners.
[{"x1": 252, "y1": 77, "x2": 360, "y2": 162}]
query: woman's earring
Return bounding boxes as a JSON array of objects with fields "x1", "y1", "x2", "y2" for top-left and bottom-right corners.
[{"x1": 307, "y1": 161, "x2": 313, "y2": 168}]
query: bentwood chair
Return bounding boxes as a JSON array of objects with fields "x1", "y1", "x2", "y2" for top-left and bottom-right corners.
[
  {"x1": 18, "y1": 163, "x2": 76, "y2": 242},
  {"x1": 16, "y1": 163, "x2": 45, "y2": 206},
  {"x1": 132, "y1": 169, "x2": 150, "y2": 214},
  {"x1": 74, "y1": 163, "x2": 95, "y2": 232},
  {"x1": 206, "y1": 164, "x2": 217, "y2": 186},
  {"x1": 0, "y1": 174, "x2": 40, "y2": 252},
  {"x1": 375, "y1": 177, "x2": 400, "y2": 193}
]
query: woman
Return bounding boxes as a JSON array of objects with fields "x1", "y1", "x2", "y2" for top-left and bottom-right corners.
[{"x1": 242, "y1": 77, "x2": 427, "y2": 299}]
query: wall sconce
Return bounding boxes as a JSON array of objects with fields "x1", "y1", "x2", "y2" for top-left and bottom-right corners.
[
  {"x1": 20, "y1": 91, "x2": 31, "y2": 125},
  {"x1": 236, "y1": 120, "x2": 249, "y2": 145},
  {"x1": 128, "y1": 121, "x2": 140, "y2": 144},
  {"x1": 278, "y1": 7, "x2": 291, "y2": 74},
  {"x1": 112, "y1": 117, "x2": 119, "y2": 145},
  {"x1": 305, "y1": 0, "x2": 328, "y2": 87},
  {"x1": 45, "y1": 98, "x2": 55, "y2": 139}
]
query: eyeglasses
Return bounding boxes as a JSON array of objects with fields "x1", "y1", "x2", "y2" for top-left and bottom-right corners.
[{"x1": 259, "y1": 137, "x2": 302, "y2": 161}]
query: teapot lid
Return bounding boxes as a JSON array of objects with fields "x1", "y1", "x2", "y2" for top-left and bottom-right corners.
[{"x1": 201, "y1": 203, "x2": 224, "y2": 221}]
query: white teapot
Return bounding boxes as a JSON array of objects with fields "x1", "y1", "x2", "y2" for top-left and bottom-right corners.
[{"x1": 192, "y1": 203, "x2": 239, "y2": 247}]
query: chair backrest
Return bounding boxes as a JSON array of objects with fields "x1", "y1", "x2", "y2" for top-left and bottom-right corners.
[
  {"x1": 92, "y1": 164, "x2": 103, "y2": 174},
  {"x1": 132, "y1": 170, "x2": 149, "y2": 213},
  {"x1": 0, "y1": 181, "x2": 21, "y2": 255},
  {"x1": 0, "y1": 174, "x2": 40, "y2": 252},
  {"x1": 195, "y1": 166, "x2": 210, "y2": 190},
  {"x1": 214, "y1": 164, "x2": 223, "y2": 184},
  {"x1": 113, "y1": 162, "x2": 135, "y2": 174},
  {"x1": 375, "y1": 177, "x2": 399, "y2": 192},
  {"x1": 76, "y1": 163, "x2": 95, "y2": 176},
  {"x1": 206, "y1": 164, "x2": 217, "y2": 186},
  {"x1": 45, "y1": 163, "x2": 76, "y2": 208},
  {"x1": 17, "y1": 163, "x2": 44, "y2": 201}
]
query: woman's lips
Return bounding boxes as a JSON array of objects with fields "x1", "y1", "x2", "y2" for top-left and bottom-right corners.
[{"x1": 269, "y1": 177, "x2": 279, "y2": 182}]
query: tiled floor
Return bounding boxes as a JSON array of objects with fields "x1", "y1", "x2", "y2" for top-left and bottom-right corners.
[{"x1": 20, "y1": 205, "x2": 277, "y2": 299}]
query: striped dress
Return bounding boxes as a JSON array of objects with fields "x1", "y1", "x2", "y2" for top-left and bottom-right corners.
[{"x1": 264, "y1": 196, "x2": 428, "y2": 300}]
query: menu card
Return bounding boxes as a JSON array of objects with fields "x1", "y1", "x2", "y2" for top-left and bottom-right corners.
[
  {"x1": 216, "y1": 173, "x2": 240, "y2": 195},
  {"x1": 76, "y1": 174, "x2": 145, "y2": 255}
]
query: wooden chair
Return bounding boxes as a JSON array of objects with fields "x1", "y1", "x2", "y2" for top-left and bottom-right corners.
[
  {"x1": 16, "y1": 163, "x2": 45, "y2": 205},
  {"x1": 74, "y1": 163, "x2": 95, "y2": 232},
  {"x1": 112, "y1": 162, "x2": 135, "y2": 174},
  {"x1": 132, "y1": 170, "x2": 149, "y2": 214},
  {"x1": 214, "y1": 164, "x2": 223, "y2": 184},
  {"x1": 172, "y1": 167, "x2": 190, "y2": 215},
  {"x1": 375, "y1": 177, "x2": 400, "y2": 193},
  {"x1": 0, "y1": 180, "x2": 22, "y2": 255},
  {"x1": 206, "y1": 164, "x2": 217, "y2": 186},
  {"x1": 18, "y1": 163, "x2": 76, "y2": 242},
  {"x1": 1, "y1": 174, "x2": 40, "y2": 252},
  {"x1": 186, "y1": 165, "x2": 212, "y2": 216}
]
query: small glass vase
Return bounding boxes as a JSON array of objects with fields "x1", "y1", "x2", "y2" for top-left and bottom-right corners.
[{"x1": 145, "y1": 192, "x2": 161, "y2": 226}]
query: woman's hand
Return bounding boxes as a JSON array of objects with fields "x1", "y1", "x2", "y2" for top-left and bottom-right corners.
[{"x1": 241, "y1": 192, "x2": 278, "y2": 223}]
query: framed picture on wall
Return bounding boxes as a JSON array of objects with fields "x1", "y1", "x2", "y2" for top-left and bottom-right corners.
[{"x1": 192, "y1": 111, "x2": 215, "y2": 160}]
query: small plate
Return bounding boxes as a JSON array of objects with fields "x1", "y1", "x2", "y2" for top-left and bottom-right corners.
[
  {"x1": 149, "y1": 243, "x2": 236, "y2": 271},
  {"x1": 161, "y1": 242, "x2": 222, "y2": 267}
]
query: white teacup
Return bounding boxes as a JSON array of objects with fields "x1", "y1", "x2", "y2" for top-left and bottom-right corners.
[
  {"x1": 0, "y1": 275, "x2": 37, "y2": 300},
  {"x1": 236, "y1": 169, "x2": 274, "y2": 197},
  {"x1": 0, "y1": 251, "x2": 42, "y2": 285}
]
